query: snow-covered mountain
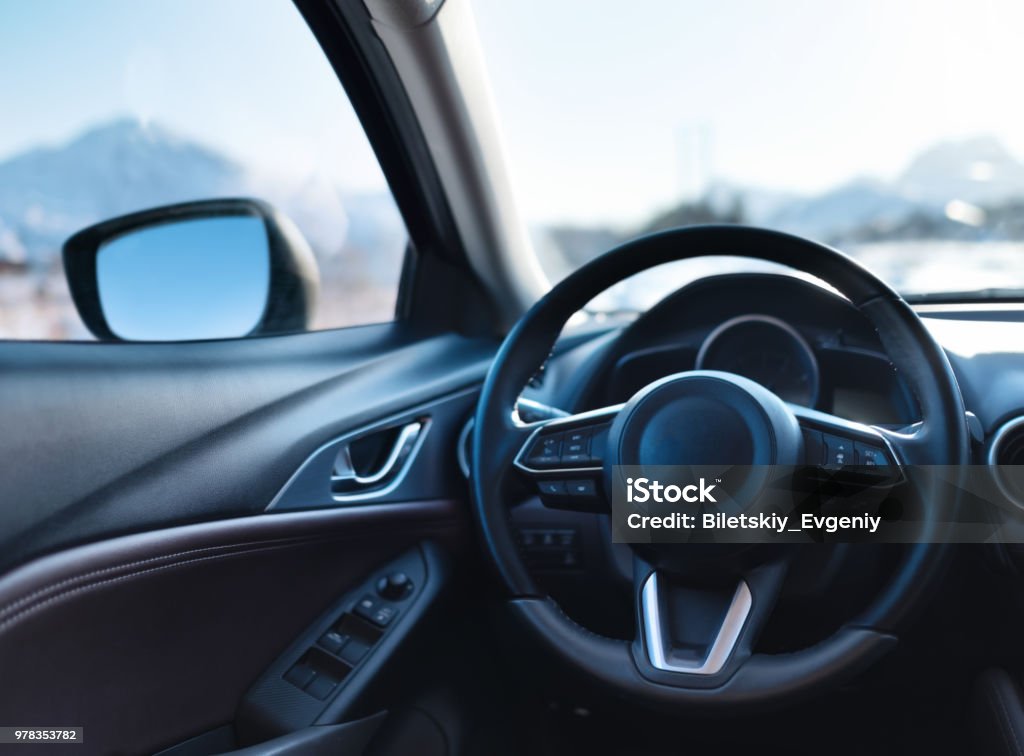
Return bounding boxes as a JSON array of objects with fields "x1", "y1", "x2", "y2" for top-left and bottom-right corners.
[
  {"x1": 896, "y1": 135, "x2": 1024, "y2": 207},
  {"x1": 741, "y1": 135, "x2": 1024, "y2": 243},
  {"x1": 0, "y1": 118, "x2": 403, "y2": 278},
  {"x1": 763, "y1": 178, "x2": 920, "y2": 240},
  {"x1": 0, "y1": 119, "x2": 245, "y2": 265}
]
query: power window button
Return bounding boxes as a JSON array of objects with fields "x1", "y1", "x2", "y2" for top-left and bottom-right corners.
[
  {"x1": 339, "y1": 639, "x2": 371, "y2": 665},
  {"x1": 284, "y1": 663, "x2": 316, "y2": 690},
  {"x1": 354, "y1": 594, "x2": 399, "y2": 627},
  {"x1": 318, "y1": 630, "x2": 348, "y2": 655},
  {"x1": 306, "y1": 674, "x2": 339, "y2": 701},
  {"x1": 370, "y1": 605, "x2": 398, "y2": 627},
  {"x1": 353, "y1": 594, "x2": 380, "y2": 622}
]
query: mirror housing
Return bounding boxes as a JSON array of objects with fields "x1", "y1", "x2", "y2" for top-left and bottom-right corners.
[{"x1": 63, "y1": 198, "x2": 320, "y2": 341}]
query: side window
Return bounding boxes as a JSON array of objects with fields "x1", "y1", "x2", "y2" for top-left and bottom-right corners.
[{"x1": 0, "y1": 0, "x2": 406, "y2": 341}]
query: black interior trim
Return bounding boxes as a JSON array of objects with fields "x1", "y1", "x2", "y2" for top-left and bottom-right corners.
[
  {"x1": 293, "y1": 0, "x2": 496, "y2": 334},
  {"x1": 0, "y1": 325, "x2": 495, "y2": 571}
]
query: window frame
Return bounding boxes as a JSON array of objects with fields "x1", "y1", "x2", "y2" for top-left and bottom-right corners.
[{"x1": 295, "y1": 0, "x2": 495, "y2": 336}]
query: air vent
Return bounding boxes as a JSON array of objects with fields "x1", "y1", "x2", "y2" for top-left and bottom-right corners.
[{"x1": 989, "y1": 417, "x2": 1024, "y2": 508}]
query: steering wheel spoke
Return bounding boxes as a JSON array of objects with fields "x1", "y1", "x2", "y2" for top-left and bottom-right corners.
[
  {"x1": 512, "y1": 403, "x2": 622, "y2": 511},
  {"x1": 790, "y1": 404, "x2": 904, "y2": 484},
  {"x1": 634, "y1": 556, "x2": 787, "y2": 681}
]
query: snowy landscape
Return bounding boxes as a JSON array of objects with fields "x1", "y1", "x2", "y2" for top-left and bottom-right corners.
[
  {"x1": 535, "y1": 134, "x2": 1024, "y2": 312},
  {"x1": 3, "y1": 118, "x2": 1024, "y2": 338}
]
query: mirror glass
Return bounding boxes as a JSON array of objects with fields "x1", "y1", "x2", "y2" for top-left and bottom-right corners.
[{"x1": 96, "y1": 215, "x2": 270, "y2": 341}]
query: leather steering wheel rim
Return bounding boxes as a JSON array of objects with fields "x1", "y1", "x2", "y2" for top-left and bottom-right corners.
[{"x1": 471, "y1": 225, "x2": 969, "y2": 708}]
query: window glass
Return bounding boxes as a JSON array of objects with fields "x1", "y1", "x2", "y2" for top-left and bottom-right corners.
[
  {"x1": 0, "y1": 0, "x2": 406, "y2": 340},
  {"x1": 474, "y1": 0, "x2": 1024, "y2": 306}
]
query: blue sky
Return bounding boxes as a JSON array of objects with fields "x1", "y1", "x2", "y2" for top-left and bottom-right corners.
[
  {"x1": 2, "y1": 0, "x2": 1024, "y2": 228},
  {"x1": 0, "y1": 0, "x2": 387, "y2": 191},
  {"x1": 474, "y1": 0, "x2": 1024, "y2": 225}
]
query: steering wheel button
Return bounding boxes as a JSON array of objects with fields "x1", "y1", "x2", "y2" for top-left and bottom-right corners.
[
  {"x1": 566, "y1": 479, "x2": 596, "y2": 496},
  {"x1": 528, "y1": 433, "x2": 563, "y2": 466},
  {"x1": 537, "y1": 480, "x2": 568, "y2": 496},
  {"x1": 561, "y1": 452, "x2": 592, "y2": 465},
  {"x1": 822, "y1": 433, "x2": 853, "y2": 467},
  {"x1": 564, "y1": 437, "x2": 589, "y2": 455},
  {"x1": 854, "y1": 441, "x2": 889, "y2": 467}
]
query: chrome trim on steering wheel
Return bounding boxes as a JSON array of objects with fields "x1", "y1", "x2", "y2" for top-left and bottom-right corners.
[{"x1": 641, "y1": 572, "x2": 752, "y2": 676}]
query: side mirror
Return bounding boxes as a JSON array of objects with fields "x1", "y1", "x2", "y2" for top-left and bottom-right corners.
[{"x1": 63, "y1": 198, "x2": 320, "y2": 341}]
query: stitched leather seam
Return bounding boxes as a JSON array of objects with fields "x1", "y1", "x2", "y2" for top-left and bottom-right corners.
[
  {"x1": 0, "y1": 541, "x2": 309, "y2": 637},
  {"x1": 0, "y1": 535, "x2": 313, "y2": 622},
  {"x1": 0, "y1": 516, "x2": 444, "y2": 623},
  {"x1": 546, "y1": 597, "x2": 626, "y2": 644},
  {"x1": 0, "y1": 520, "x2": 451, "y2": 635}
]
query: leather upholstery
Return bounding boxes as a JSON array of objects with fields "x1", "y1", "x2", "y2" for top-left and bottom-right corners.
[{"x1": 0, "y1": 500, "x2": 461, "y2": 756}]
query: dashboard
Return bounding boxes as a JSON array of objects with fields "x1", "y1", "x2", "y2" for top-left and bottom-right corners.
[{"x1": 559, "y1": 274, "x2": 919, "y2": 427}]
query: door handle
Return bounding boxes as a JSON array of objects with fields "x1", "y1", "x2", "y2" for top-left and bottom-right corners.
[{"x1": 331, "y1": 420, "x2": 425, "y2": 493}]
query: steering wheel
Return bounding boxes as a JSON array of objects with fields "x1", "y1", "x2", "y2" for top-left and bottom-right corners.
[{"x1": 471, "y1": 226, "x2": 969, "y2": 708}]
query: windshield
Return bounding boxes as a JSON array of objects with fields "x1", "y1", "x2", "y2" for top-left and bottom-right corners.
[{"x1": 473, "y1": 0, "x2": 1024, "y2": 305}]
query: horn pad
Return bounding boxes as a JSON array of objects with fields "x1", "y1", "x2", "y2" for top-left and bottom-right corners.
[{"x1": 607, "y1": 370, "x2": 802, "y2": 470}]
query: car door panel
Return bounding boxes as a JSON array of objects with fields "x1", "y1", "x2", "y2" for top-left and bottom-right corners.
[
  {"x1": 0, "y1": 319, "x2": 496, "y2": 754},
  {"x1": 0, "y1": 324, "x2": 494, "y2": 570},
  {"x1": 0, "y1": 500, "x2": 461, "y2": 755}
]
